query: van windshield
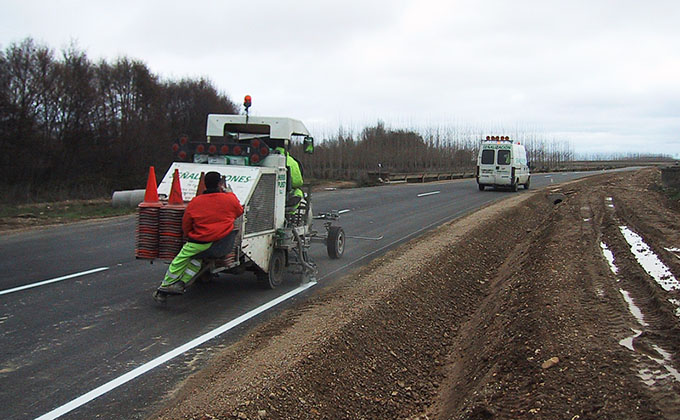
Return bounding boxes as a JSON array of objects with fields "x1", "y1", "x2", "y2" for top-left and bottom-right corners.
[
  {"x1": 481, "y1": 149, "x2": 494, "y2": 164},
  {"x1": 497, "y1": 150, "x2": 511, "y2": 165}
]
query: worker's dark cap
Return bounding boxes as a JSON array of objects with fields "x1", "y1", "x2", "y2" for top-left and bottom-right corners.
[{"x1": 204, "y1": 171, "x2": 222, "y2": 189}]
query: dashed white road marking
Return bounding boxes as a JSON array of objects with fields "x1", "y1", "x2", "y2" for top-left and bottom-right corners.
[
  {"x1": 34, "y1": 281, "x2": 317, "y2": 420},
  {"x1": 338, "y1": 209, "x2": 350, "y2": 214},
  {"x1": 417, "y1": 190, "x2": 440, "y2": 197},
  {"x1": 0, "y1": 267, "x2": 109, "y2": 297}
]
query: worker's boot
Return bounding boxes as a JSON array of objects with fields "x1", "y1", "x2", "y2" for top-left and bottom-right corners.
[{"x1": 158, "y1": 281, "x2": 185, "y2": 295}]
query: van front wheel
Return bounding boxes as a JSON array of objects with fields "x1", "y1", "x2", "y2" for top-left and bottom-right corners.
[
  {"x1": 524, "y1": 177, "x2": 531, "y2": 189},
  {"x1": 511, "y1": 181, "x2": 518, "y2": 192},
  {"x1": 478, "y1": 184, "x2": 485, "y2": 191}
]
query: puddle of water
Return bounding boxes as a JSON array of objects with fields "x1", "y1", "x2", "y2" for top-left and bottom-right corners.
[
  {"x1": 619, "y1": 226, "x2": 680, "y2": 291},
  {"x1": 619, "y1": 289, "x2": 648, "y2": 326},
  {"x1": 619, "y1": 328, "x2": 642, "y2": 351},
  {"x1": 600, "y1": 242, "x2": 618, "y2": 275}
]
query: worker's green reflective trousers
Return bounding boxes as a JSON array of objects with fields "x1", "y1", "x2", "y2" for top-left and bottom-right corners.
[{"x1": 161, "y1": 242, "x2": 212, "y2": 286}]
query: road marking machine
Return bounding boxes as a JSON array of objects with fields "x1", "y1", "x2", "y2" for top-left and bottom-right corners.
[{"x1": 133, "y1": 99, "x2": 345, "y2": 303}]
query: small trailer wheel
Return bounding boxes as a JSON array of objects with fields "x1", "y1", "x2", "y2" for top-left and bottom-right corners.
[
  {"x1": 257, "y1": 250, "x2": 285, "y2": 289},
  {"x1": 327, "y1": 226, "x2": 345, "y2": 259}
]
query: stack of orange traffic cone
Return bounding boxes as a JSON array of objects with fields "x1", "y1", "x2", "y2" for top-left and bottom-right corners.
[
  {"x1": 159, "y1": 169, "x2": 187, "y2": 261},
  {"x1": 135, "y1": 167, "x2": 162, "y2": 259}
]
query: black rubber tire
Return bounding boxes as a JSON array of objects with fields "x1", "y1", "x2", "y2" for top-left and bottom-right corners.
[
  {"x1": 524, "y1": 176, "x2": 531, "y2": 189},
  {"x1": 478, "y1": 184, "x2": 485, "y2": 191},
  {"x1": 327, "y1": 226, "x2": 345, "y2": 259},
  {"x1": 257, "y1": 250, "x2": 285, "y2": 289},
  {"x1": 511, "y1": 181, "x2": 518, "y2": 192}
]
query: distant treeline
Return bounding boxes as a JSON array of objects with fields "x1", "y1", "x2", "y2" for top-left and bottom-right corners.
[
  {"x1": 0, "y1": 38, "x2": 237, "y2": 202},
  {"x1": 293, "y1": 122, "x2": 579, "y2": 182}
]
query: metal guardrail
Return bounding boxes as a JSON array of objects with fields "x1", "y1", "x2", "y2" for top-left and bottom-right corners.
[{"x1": 368, "y1": 171, "x2": 474, "y2": 184}]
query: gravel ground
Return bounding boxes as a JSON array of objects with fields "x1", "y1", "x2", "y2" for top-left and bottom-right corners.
[{"x1": 150, "y1": 168, "x2": 680, "y2": 420}]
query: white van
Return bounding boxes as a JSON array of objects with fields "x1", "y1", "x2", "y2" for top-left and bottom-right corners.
[{"x1": 476, "y1": 136, "x2": 530, "y2": 192}]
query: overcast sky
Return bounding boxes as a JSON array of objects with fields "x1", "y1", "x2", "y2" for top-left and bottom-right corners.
[{"x1": 2, "y1": 0, "x2": 679, "y2": 157}]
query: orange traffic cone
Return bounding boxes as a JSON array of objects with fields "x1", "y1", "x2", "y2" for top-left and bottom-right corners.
[
  {"x1": 168, "y1": 168, "x2": 184, "y2": 205},
  {"x1": 195, "y1": 172, "x2": 206, "y2": 196},
  {"x1": 136, "y1": 166, "x2": 161, "y2": 260},
  {"x1": 139, "y1": 166, "x2": 160, "y2": 207}
]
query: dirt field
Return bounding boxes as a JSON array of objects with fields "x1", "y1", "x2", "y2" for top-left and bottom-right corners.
[{"x1": 151, "y1": 168, "x2": 680, "y2": 420}]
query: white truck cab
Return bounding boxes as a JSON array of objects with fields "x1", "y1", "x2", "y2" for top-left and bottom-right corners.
[{"x1": 476, "y1": 136, "x2": 530, "y2": 192}]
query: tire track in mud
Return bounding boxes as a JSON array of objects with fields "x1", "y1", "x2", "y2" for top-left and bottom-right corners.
[
  {"x1": 596, "y1": 172, "x2": 680, "y2": 419},
  {"x1": 432, "y1": 181, "x2": 662, "y2": 419}
]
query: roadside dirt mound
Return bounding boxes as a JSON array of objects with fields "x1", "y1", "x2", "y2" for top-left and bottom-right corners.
[{"x1": 151, "y1": 168, "x2": 680, "y2": 420}]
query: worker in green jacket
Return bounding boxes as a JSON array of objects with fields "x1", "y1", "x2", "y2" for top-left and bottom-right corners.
[{"x1": 275, "y1": 146, "x2": 304, "y2": 210}]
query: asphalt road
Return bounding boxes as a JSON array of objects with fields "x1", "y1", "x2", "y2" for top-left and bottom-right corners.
[{"x1": 0, "y1": 172, "x2": 603, "y2": 419}]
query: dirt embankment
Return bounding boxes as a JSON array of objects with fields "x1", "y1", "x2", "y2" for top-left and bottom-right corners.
[{"x1": 152, "y1": 168, "x2": 680, "y2": 420}]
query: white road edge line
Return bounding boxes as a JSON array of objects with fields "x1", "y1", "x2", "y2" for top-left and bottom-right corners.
[
  {"x1": 338, "y1": 209, "x2": 350, "y2": 214},
  {"x1": 34, "y1": 281, "x2": 317, "y2": 420},
  {"x1": 0, "y1": 267, "x2": 110, "y2": 297},
  {"x1": 417, "y1": 191, "x2": 440, "y2": 197}
]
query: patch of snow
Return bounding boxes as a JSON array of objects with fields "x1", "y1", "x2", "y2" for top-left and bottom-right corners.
[
  {"x1": 600, "y1": 242, "x2": 618, "y2": 275},
  {"x1": 619, "y1": 328, "x2": 642, "y2": 352},
  {"x1": 669, "y1": 299, "x2": 680, "y2": 319},
  {"x1": 665, "y1": 247, "x2": 680, "y2": 260},
  {"x1": 619, "y1": 226, "x2": 680, "y2": 291},
  {"x1": 652, "y1": 345, "x2": 680, "y2": 384},
  {"x1": 638, "y1": 368, "x2": 657, "y2": 387},
  {"x1": 619, "y1": 289, "x2": 648, "y2": 326}
]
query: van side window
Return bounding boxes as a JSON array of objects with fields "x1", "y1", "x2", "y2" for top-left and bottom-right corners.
[
  {"x1": 498, "y1": 150, "x2": 511, "y2": 165},
  {"x1": 481, "y1": 149, "x2": 494, "y2": 164}
]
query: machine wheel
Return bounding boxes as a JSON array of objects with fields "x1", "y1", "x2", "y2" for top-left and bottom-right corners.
[
  {"x1": 511, "y1": 181, "x2": 518, "y2": 192},
  {"x1": 257, "y1": 250, "x2": 285, "y2": 289},
  {"x1": 478, "y1": 184, "x2": 485, "y2": 191},
  {"x1": 524, "y1": 177, "x2": 531, "y2": 189},
  {"x1": 327, "y1": 226, "x2": 345, "y2": 259}
]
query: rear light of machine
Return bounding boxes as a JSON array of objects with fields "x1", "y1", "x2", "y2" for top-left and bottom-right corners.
[
  {"x1": 195, "y1": 144, "x2": 205, "y2": 153},
  {"x1": 233, "y1": 145, "x2": 242, "y2": 155},
  {"x1": 179, "y1": 136, "x2": 188, "y2": 145},
  {"x1": 260, "y1": 147, "x2": 269, "y2": 157},
  {"x1": 178, "y1": 151, "x2": 187, "y2": 160},
  {"x1": 208, "y1": 145, "x2": 217, "y2": 154},
  {"x1": 171, "y1": 143, "x2": 180, "y2": 152},
  {"x1": 250, "y1": 153, "x2": 260, "y2": 163},
  {"x1": 220, "y1": 145, "x2": 229, "y2": 154},
  {"x1": 251, "y1": 139, "x2": 260, "y2": 149}
]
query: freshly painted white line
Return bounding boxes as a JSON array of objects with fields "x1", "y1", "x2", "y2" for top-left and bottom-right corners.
[
  {"x1": 34, "y1": 281, "x2": 317, "y2": 420},
  {"x1": 338, "y1": 209, "x2": 350, "y2": 214},
  {"x1": 417, "y1": 191, "x2": 440, "y2": 197},
  {"x1": 0, "y1": 267, "x2": 109, "y2": 296}
]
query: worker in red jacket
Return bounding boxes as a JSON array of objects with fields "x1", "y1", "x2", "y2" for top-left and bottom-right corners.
[{"x1": 158, "y1": 171, "x2": 243, "y2": 294}]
